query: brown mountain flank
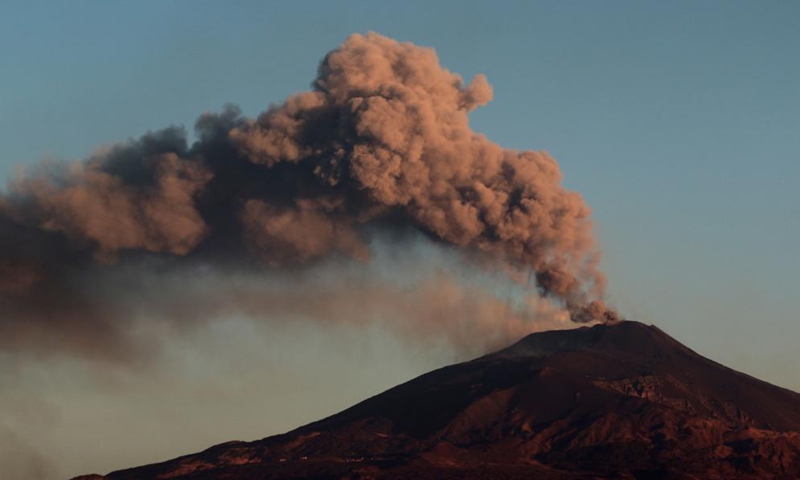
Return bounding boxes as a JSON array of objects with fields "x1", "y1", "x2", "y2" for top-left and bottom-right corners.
[{"x1": 75, "y1": 321, "x2": 800, "y2": 479}]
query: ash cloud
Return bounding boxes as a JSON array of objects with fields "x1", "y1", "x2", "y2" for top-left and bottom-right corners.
[
  {"x1": 0, "y1": 425, "x2": 54, "y2": 480},
  {"x1": 0, "y1": 32, "x2": 617, "y2": 359}
]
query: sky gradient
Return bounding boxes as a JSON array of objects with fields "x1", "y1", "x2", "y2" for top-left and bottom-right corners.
[{"x1": 0, "y1": 1, "x2": 798, "y2": 478}]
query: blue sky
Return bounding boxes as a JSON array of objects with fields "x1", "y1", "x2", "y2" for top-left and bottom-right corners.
[{"x1": 0, "y1": 1, "x2": 798, "y2": 476}]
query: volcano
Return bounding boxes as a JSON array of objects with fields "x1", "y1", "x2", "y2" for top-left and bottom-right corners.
[{"x1": 74, "y1": 321, "x2": 800, "y2": 479}]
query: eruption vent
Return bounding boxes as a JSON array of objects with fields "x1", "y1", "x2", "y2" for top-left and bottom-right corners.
[{"x1": 0, "y1": 32, "x2": 618, "y2": 357}]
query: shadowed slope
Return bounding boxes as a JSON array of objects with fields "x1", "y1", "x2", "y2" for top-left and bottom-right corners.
[{"x1": 78, "y1": 321, "x2": 800, "y2": 480}]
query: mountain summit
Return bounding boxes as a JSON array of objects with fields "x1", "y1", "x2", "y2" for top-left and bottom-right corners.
[{"x1": 76, "y1": 321, "x2": 800, "y2": 479}]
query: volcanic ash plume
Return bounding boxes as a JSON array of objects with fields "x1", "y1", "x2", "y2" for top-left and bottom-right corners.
[{"x1": 0, "y1": 32, "x2": 618, "y2": 357}]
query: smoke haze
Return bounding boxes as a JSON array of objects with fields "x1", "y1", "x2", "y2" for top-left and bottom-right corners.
[{"x1": 0, "y1": 32, "x2": 617, "y2": 360}]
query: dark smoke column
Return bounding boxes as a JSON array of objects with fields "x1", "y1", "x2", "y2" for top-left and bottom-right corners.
[
  {"x1": 0, "y1": 32, "x2": 617, "y2": 349},
  {"x1": 231, "y1": 32, "x2": 617, "y2": 322}
]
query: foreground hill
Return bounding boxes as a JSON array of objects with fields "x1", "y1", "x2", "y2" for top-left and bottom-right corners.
[{"x1": 75, "y1": 321, "x2": 800, "y2": 479}]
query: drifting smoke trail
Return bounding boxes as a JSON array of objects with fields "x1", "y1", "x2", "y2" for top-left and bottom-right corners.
[
  {"x1": 0, "y1": 32, "x2": 617, "y2": 359},
  {"x1": 0, "y1": 425, "x2": 53, "y2": 480}
]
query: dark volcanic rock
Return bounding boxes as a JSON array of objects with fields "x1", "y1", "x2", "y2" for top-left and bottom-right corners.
[{"x1": 76, "y1": 321, "x2": 800, "y2": 479}]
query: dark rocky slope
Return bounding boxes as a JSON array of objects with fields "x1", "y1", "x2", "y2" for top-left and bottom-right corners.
[{"x1": 76, "y1": 321, "x2": 800, "y2": 479}]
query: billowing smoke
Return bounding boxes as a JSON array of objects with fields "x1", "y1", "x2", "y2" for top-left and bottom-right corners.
[{"x1": 0, "y1": 32, "x2": 618, "y2": 359}]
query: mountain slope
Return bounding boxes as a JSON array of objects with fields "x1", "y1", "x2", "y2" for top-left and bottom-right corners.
[{"x1": 76, "y1": 321, "x2": 800, "y2": 480}]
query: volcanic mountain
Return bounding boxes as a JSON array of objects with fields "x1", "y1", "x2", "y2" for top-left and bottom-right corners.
[{"x1": 75, "y1": 321, "x2": 800, "y2": 479}]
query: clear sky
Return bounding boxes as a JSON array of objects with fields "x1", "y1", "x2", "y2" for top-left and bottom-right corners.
[{"x1": 0, "y1": 1, "x2": 798, "y2": 478}]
